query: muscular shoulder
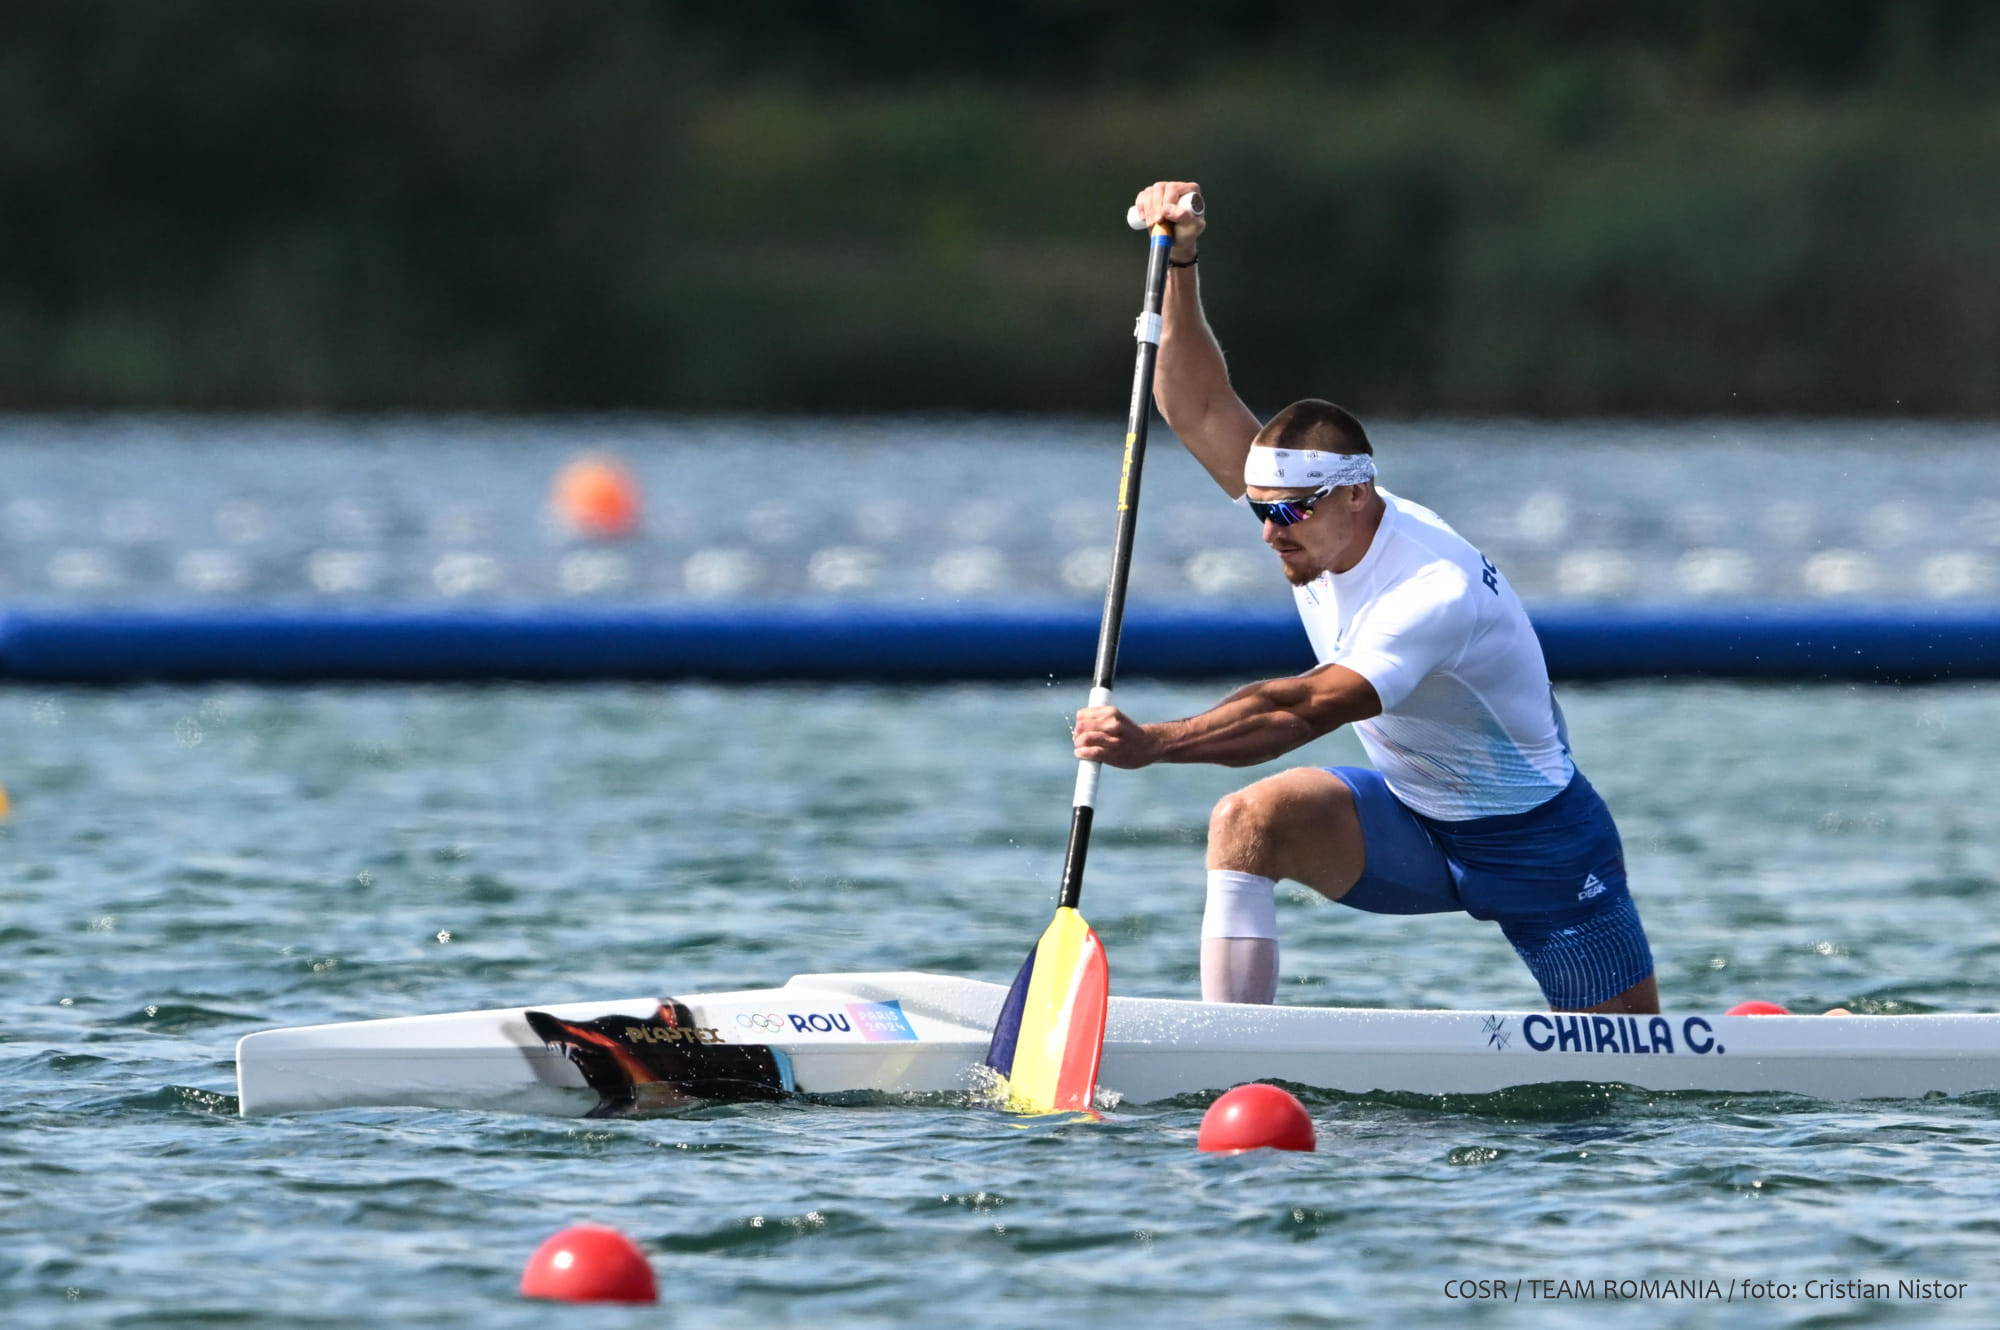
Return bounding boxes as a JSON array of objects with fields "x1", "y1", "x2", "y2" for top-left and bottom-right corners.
[
  {"x1": 1385, "y1": 556, "x2": 1473, "y2": 609},
  {"x1": 1370, "y1": 499, "x2": 1480, "y2": 597},
  {"x1": 1379, "y1": 492, "x2": 1484, "y2": 568},
  {"x1": 1370, "y1": 561, "x2": 1478, "y2": 653}
]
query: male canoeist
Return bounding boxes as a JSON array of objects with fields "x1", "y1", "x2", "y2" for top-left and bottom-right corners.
[{"x1": 1072, "y1": 180, "x2": 1660, "y2": 1016}]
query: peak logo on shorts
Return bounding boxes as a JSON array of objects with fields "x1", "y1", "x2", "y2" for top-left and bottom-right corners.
[{"x1": 1577, "y1": 872, "x2": 1607, "y2": 901}]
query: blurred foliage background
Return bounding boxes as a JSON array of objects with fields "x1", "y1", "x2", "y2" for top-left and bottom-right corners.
[{"x1": 4, "y1": 0, "x2": 1997, "y2": 415}]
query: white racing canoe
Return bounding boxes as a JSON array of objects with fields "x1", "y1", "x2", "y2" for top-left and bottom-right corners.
[{"x1": 235, "y1": 970, "x2": 2000, "y2": 1117}]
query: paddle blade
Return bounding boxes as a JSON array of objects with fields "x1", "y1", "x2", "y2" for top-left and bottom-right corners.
[{"x1": 982, "y1": 907, "x2": 1108, "y2": 1113}]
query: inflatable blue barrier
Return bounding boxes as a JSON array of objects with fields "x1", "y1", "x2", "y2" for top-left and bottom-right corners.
[
  {"x1": 1530, "y1": 606, "x2": 2000, "y2": 682},
  {"x1": 1, "y1": 605, "x2": 1998, "y2": 685}
]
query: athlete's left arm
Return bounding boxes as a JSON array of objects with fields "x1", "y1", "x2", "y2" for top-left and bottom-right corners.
[{"x1": 1073, "y1": 664, "x2": 1382, "y2": 769}]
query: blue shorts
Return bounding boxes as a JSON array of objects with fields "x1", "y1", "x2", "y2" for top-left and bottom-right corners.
[{"x1": 1329, "y1": 766, "x2": 1654, "y2": 1010}]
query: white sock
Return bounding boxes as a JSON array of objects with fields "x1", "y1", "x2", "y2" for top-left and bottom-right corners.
[
  {"x1": 1202, "y1": 869, "x2": 1278, "y2": 940},
  {"x1": 1201, "y1": 870, "x2": 1279, "y2": 1004},
  {"x1": 1202, "y1": 938, "x2": 1279, "y2": 1004}
]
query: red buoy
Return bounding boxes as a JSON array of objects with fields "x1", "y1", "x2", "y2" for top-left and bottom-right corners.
[
  {"x1": 520, "y1": 1224, "x2": 658, "y2": 1303},
  {"x1": 1726, "y1": 1000, "x2": 1791, "y2": 1016},
  {"x1": 1197, "y1": 1083, "x2": 1316, "y2": 1154},
  {"x1": 551, "y1": 454, "x2": 642, "y2": 540}
]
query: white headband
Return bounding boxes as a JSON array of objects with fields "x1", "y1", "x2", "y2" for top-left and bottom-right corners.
[{"x1": 1243, "y1": 447, "x2": 1376, "y2": 490}]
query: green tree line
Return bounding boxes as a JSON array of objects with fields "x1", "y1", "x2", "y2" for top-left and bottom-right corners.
[{"x1": 4, "y1": 1, "x2": 1997, "y2": 414}]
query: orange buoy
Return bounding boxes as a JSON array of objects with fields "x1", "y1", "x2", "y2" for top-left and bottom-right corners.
[
  {"x1": 1197, "y1": 1083, "x2": 1316, "y2": 1154},
  {"x1": 551, "y1": 454, "x2": 642, "y2": 540},
  {"x1": 1726, "y1": 1000, "x2": 1791, "y2": 1016},
  {"x1": 519, "y1": 1224, "x2": 657, "y2": 1303}
]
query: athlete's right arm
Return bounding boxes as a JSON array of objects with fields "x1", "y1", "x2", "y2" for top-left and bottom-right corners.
[
  {"x1": 1073, "y1": 664, "x2": 1383, "y2": 770},
  {"x1": 1131, "y1": 181, "x2": 1261, "y2": 499}
]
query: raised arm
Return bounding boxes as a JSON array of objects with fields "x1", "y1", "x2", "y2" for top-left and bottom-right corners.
[
  {"x1": 1073, "y1": 664, "x2": 1383, "y2": 770},
  {"x1": 1130, "y1": 180, "x2": 1262, "y2": 498}
]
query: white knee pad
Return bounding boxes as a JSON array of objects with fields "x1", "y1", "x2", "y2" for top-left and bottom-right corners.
[{"x1": 1201, "y1": 869, "x2": 1278, "y2": 941}]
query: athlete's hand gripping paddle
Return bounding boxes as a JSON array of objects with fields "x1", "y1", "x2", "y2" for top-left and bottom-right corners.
[{"x1": 984, "y1": 191, "x2": 1202, "y2": 1113}]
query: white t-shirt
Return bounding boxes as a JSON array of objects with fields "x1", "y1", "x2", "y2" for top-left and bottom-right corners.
[{"x1": 1291, "y1": 489, "x2": 1573, "y2": 820}]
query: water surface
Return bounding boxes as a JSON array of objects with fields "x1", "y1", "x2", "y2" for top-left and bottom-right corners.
[{"x1": 5, "y1": 679, "x2": 1999, "y2": 1327}]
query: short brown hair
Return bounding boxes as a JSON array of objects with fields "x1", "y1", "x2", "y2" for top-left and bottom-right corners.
[{"x1": 1252, "y1": 399, "x2": 1372, "y2": 456}]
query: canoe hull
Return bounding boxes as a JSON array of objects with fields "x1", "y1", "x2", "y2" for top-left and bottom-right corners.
[{"x1": 235, "y1": 971, "x2": 2000, "y2": 1116}]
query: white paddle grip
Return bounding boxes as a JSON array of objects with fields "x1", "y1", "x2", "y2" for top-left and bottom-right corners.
[
  {"x1": 1073, "y1": 759, "x2": 1102, "y2": 810},
  {"x1": 1126, "y1": 191, "x2": 1204, "y2": 231},
  {"x1": 1073, "y1": 686, "x2": 1114, "y2": 807}
]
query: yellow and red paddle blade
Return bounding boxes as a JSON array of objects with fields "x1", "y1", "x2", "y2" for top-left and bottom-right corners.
[{"x1": 983, "y1": 906, "x2": 1108, "y2": 1113}]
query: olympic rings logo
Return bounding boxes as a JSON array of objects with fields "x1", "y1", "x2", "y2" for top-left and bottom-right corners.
[{"x1": 735, "y1": 1012, "x2": 789, "y2": 1032}]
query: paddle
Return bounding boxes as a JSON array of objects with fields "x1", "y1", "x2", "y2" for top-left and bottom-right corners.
[{"x1": 984, "y1": 190, "x2": 1201, "y2": 1113}]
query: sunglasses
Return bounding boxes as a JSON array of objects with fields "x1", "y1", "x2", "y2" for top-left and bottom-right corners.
[{"x1": 1247, "y1": 483, "x2": 1336, "y2": 527}]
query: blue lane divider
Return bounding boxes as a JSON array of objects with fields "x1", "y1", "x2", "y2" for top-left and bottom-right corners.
[
  {"x1": 2, "y1": 605, "x2": 1998, "y2": 684},
  {"x1": 1530, "y1": 606, "x2": 2000, "y2": 682}
]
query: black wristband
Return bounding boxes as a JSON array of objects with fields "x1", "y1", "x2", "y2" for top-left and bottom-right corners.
[{"x1": 1168, "y1": 251, "x2": 1199, "y2": 269}]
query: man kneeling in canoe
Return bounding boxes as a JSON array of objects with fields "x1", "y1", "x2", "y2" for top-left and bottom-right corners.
[{"x1": 1072, "y1": 181, "x2": 1660, "y2": 1016}]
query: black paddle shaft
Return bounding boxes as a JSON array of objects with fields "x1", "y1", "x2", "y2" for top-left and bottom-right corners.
[{"x1": 1055, "y1": 225, "x2": 1176, "y2": 911}]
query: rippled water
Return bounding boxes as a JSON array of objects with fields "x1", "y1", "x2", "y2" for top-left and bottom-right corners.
[
  {"x1": 6, "y1": 679, "x2": 2000, "y2": 1326},
  {"x1": 3, "y1": 414, "x2": 1999, "y2": 608}
]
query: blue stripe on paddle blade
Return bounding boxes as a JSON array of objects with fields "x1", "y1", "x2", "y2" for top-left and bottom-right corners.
[{"x1": 984, "y1": 937, "x2": 1038, "y2": 1075}]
